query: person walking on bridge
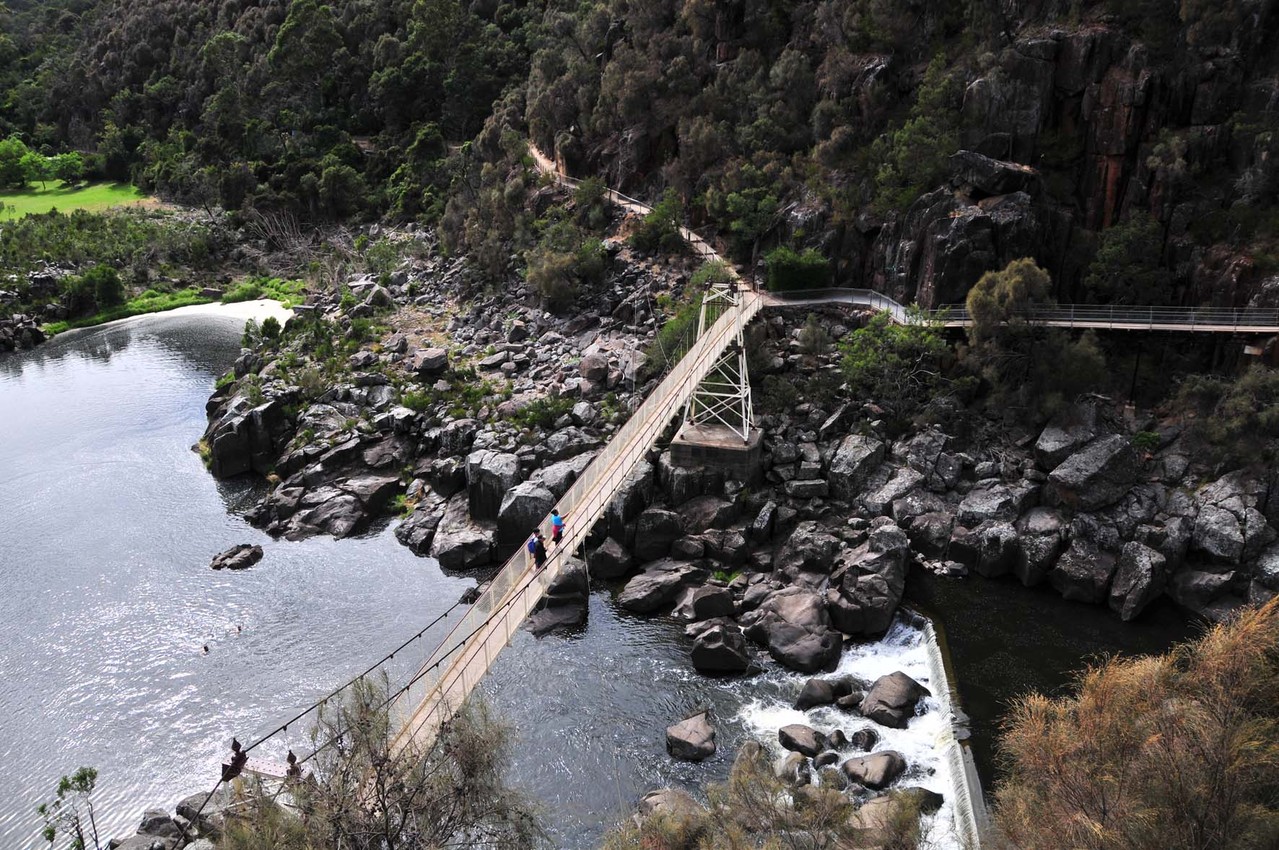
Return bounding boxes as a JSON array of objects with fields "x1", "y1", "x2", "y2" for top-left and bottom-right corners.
[
  {"x1": 526, "y1": 533, "x2": 537, "y2": 567},
  {"x1": 551, "y1": 509, "x2": 566, "y2": 546},
  {"x1": 533, "y1": 532, "x2": 548, "y2": 572}
]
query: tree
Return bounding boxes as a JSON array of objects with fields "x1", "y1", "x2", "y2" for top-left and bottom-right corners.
[
  {"x1": 1085, "y1": 214, "x2": 1173, "y2": 305},
  {"x1": 51, "y1": 152, "x2": 85, "y2": 186},
  {"x1": 1175, "y1": 366, "x2": 1279, "y2": 464},
  {"x1": 965, "y1": 256, "x2": 1053, "y2": 344},
  {"x1": 995, "y1": 599, "x2": 1279, "y2": 850},
  {"x1": 963, "y1": 258, "x2": 1107, "y2": 418},
  {"x1": 871, "y1": 54, "x2": 962, "y2": 214},
  {"x1": 0, "y1": 134, "x2": 30, "y2": 188},
  {"x1": 222, "y1": 678, "x2": 544, "y2": 850},
  {"x1": 21, "y1": 149, "x2": 49, "y2": 189},
  {"x1": 840, "y1": 309, "x2": 953, "y2": 433},
  {"x1": 38, "y1": 767, "x2": 102, "y2": 850}
]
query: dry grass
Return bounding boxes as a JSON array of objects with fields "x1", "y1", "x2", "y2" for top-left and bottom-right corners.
[{"x1": 994, "y1": 598, "x2": 1279, "y2": 850}]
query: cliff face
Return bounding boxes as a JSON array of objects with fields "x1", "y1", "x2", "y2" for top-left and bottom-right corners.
[
  {"x1": 861, "y1": 24, "x2": 1279, "y2": 307},
  {"x1": 527, "y1": 0, "x2": 1279, "y2": 308}
]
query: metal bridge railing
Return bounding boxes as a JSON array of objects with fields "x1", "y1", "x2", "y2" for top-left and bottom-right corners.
[{"x1": 765, "y1": 289, "x2": 1279, "y2": 332}]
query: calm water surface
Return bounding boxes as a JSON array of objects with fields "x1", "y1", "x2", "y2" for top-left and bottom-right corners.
[{"x1": 0, "y1": 314, "x2": 471, "y2": 846}]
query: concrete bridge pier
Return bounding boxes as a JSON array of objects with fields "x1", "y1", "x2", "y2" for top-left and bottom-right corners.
[{"x1": 670, "y1": 422, "x2": 763, "y2": 481}]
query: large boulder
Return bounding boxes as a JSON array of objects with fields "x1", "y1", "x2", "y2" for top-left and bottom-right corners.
[
  {"x1": 1108, "y1": 542, "x2": 1167, "y2": 621},
  {"x1": 618, "y1": 560, "x2": 705, "y2": 613},
  {"x1": 828, "y1": 435, "x2": 885, "y2": 500},
  {"x1": 412, "y1": 347, "x2": 449, "y2": 377},
  {"x1": 633, "y1": 508, "x2": 684, "y2": 561},
  {"x1": 1049, "y1": 537, "x2": 1118, "y2": 603},
  {"x1": 1046, "y1": 434, "x2": 1142, "y2": 511},
  {"x1": 395, "y1": 504, "x2": 444, "y2": 555},
  {"x1": 957, "y1": 482, "x2": 1037, "y2": 527},
  {"x1": 841, "y1": 750, "x2": 907, "y2": 790},
  {"x1": 1015, "y1": 507, "x2": 1067, "y2": 586},
  {"x1": 465, "y1": 450, "x2": 521, "y2": 521},
  {"x1": 742, "y1": 586, "x2": 843, "y2": 673},
  {"x1": 587, "y1": 537, "x2": 633, "y2": 580},
  {"x1": 526, "y1": 560, "x2": 589, "y2": 635},
  {"x1": 209, "y1": 543, "x2": 263, "y2": 571},
  {"x1": 689, "y1": 620, "x2": 752, "y2": 674},
  {"x1": 863, "y1": 468, "x2": 925, "y2": 516},
  {"x1": 774, "y1": 521, "x2": 842, "y2": 579},
  {"x1": 666, "y1": 712, "x2": 716, "y2": 761},
  {"x1": 1034, "y1": 403, "x2": 1099, "y2": 469},
  {"x1": 826, "y1": 522, "x2": 909, "y2": 636},
  {"x1": 430, "y1": 523, "x2": 495, "y2": 571},
  {"x1": 779, "y1": 724, "x2": 826, "y2": 757},
  {"x1": 496, "y1": 482, "x2": 555, "y2": 549},
  {"x1": 678, "y1": 496, "x2": 738, "y2": 533},
  {"x1": 638, "y1": 788, "x2": 703, "y2": 821},
  {"x1": 859, "y1": 671, "x2": 930, "y2": 729},
  {"x1": 972, "y1": 520, "x2": 1019, "y2": 578}
]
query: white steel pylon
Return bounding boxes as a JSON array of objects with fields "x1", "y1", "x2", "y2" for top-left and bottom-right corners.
[{"x1": 683, "y1": 279, "x2": 754, "y2": 442}]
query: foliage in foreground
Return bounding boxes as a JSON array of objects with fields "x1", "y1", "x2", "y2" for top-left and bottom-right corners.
[
  {"x1": 994, "y1": 598, "x2": 1279, "y2": 850},
  {"x1": 38, "y1": 767, "x2": 101, "y2": 850},
  {"x1": 222, "y1": 677, "x2": 543, "y2": 850},
  {"x1": 603, "y1": 742, "x2": 927, "y2": 850}
]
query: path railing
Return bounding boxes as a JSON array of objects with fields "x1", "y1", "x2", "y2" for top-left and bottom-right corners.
[{"x1": 765, "y1": 289, "x2": 1279, "y2": 333}]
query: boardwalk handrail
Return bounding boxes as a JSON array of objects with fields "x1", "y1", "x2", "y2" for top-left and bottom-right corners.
[{"x1": 765, "y1": 288, "x2": 1279, "y2": 332}]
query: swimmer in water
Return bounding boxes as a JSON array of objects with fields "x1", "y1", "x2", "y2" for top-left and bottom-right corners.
[{"x1": 202, "y1": 644, "x2": 209, "y2": 655}]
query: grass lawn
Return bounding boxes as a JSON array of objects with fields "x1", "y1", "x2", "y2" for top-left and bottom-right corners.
[
  {"x1": 43, "y1": 288, "x2": 216, "y2": 335},
  {"x1": 0, "y1": 182, "x2": 150, "y2": 219}
]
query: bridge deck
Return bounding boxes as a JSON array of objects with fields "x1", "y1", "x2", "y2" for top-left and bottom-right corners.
[{"x1": 762, "y1": 290, "x2": 1279, "y2": 334}]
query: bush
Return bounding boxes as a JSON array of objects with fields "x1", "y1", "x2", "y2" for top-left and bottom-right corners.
[
  {"x1": 630, "y1": 189, "x2": 684, "y2": 254},
  {"x1": 995, "y1": 598, "x2": 1279, "y2": 850},
  {"x1": 644, "y1": 295, "x2": 701, "y2": 378},
  {"x1": 798, "y1": 313, "x2": 831, "y2": 355},
  {"x1": 1174, "y1": 366, "x2": 1279, "y2": 463},
  {"x1": 222, "y1": 678, "x2": 544, "y2": 850},
  {"x1": 1084, "y1": 215, "x2": 1172, "y2": 305},
  {"x1": 764, "y1": 246, "x2": 829, "y2": 292},
  {"x1": 841, "y1": 310, "x2": 951, "y2": 432}
]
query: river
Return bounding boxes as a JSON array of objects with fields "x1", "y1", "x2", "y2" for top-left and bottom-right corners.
[{"x1": 0, "y1": 309, "x2": 1192, "y2": 849}]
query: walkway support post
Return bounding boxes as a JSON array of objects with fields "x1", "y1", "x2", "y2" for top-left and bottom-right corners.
[{"x1": 683, "y1": 278, "x2": 754, "y2": 443}]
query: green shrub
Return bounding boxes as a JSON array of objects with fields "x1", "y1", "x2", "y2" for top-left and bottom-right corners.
[
  {"x1": 764, "y1": 246, "x2": 830, "y2": 291},
  {"x1": 508, "y1": 395, "x2": 574, "y2": 430},
  {"x1": 1132, "y1": 431, "x2": 1161, "y2": 453},
  {"x1": 644, "y1": 296, "x2": 701, "y2": 378},
  {"x1": 214, "y1": 370, "x2": 236, "y2": 391},
  {"x1": 222, "y1": 277, "x2": 305, "y2": 307},
  {"x1": 82, "y1": 264, "x2": 123, "y2": 308},
  {"x1": 260, "y1": 316, "x2": 281, "y2": 340},
  {"x1": 629, "y1": 189, "x2": 684, "y2": 254}
]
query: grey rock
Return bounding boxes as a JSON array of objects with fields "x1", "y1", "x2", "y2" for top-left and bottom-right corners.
[
  {"x1": 465, "y1": 449, "x2": 522, "y2": 521},
  {"x1": 1108, "y1": 542, "x2": 1167, "y2": 621},
  {"x1": 634, "y1": 508, "x2": 684, "y2": 561},
  {"x1": 638, "y1": 788, "x2": 703, "y2": 820},
  {"x1": 618, "y1": 560, "x2": 704, "y2": 613},
  {"x1": 841, "y1": 750, "x2": 907, "y2": 790},
  {"x1": 774, "y1": 751, "x2": 812, "y2": 786},
  {"x1": 795, "y1": 677, "x2": 837, "y2": 710},
  {"x1": 496, "y1": 482, "x2": 555, "y2": 548},
  {"x1": 1034, "y1": 403, "x2": 1099, "y2": 469},
  {"x1": 689, "y1": 621, "x2": 751, "y2": 674},
  {"x1": 864, "y1": 468, "x2": 925, "y2": 515},
  {"x1": 957, "y1": 482, "x2": 1037, "y2": 527},
  {"x1": 1047, "y1": 434, "x2": 1142, "y2": 511},
  {"x1": 860, "y1": 672, "x2": 930, "y2": 729},
  {"x1": 209, "y1": 543, "x2": 263, "y2": 571},
  {"x1": 412, "y1": 347, "x2": 449, "y2": 377},
  {"x1": 779, "y1": 724, "x2": 826, "y2": 757},
  {"x1": 775, "y1": 521, "x2": 842, "y2": 578},
  {"x1": 395, "y1": 505, "x2": 443, "y2": 555},
  {"x1": 1168, "y1": 568, "x2": 1235, "y2": 614},
  {"x1": 1049, "y1": 538, "x2": 1118, "y2": 604},
  {"x1": 430, "y1": 524, "x2": 494, "y2": 571},
  {"x1": 666, "y1": 712, "x2": 716, "y2": 761},
  {"x1": 587, "y1": 537, "x2": 633, "y2": 580},
  {"x1": 828, "y1": 435, "x2": 885, "y2": 501},
  {"x1": 1015, "y1": 507, "x2": 1066, "y2": 586}
]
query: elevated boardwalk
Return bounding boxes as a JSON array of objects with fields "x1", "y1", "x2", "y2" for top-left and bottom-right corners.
[{"x1": 765, "y1": 288, "x2": 1279, "y2": 334}]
